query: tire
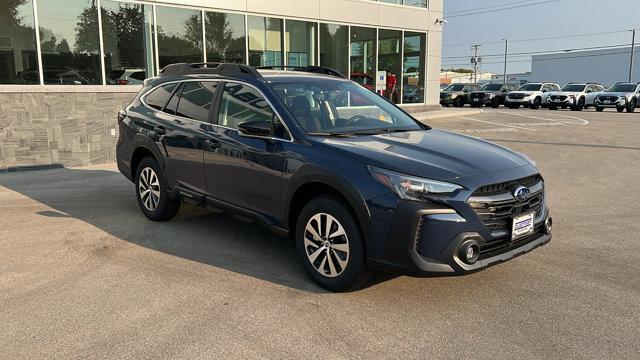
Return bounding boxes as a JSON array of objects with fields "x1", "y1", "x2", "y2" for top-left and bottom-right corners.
[
  {"x1": 575, "y1": 97, "x2": 585, "y2": 111},
  {"x1": 296, "y1": 196, "x2": 373, "y2": 292},
  {"x1": 595, "y1": 106, "x2": 604, "y2": 112},
  {"x1": 491, "y1": 98, "x2": 500, "y2": 108},
  {"x1": 530, "y1": 97, "x2": 542, "y2": 110},
  {"x1": 134, "y1": 157, "x2": 181, "y2": 221},
  {"x1": 627, "y1": 99, "x2": 637, "y2": 113},
  {"x1": 453, "y1": 97, "x2": 464, "y2": 108},
  {"x1": 617, "y1": 106, "x2": 625, "y2": 113}
]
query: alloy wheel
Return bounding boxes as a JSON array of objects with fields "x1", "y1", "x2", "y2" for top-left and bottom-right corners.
[
  {"x1": 138, "y1": 167, "x2": 161, "y2": 211},
  {"x1": 303, "y1": 213, "x2": 350, "y2": 278}
]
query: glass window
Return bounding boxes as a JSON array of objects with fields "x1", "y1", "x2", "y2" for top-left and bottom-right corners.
[
  {"x1": 1, "y1": 0, "x2": 39, "y2": 84},
  {"x1": 404, "y1": 0, "x2": 428, "y2": 8},
  {"x1": 272, "y1": 79, "x2": 421, "y2": 134},
  {"x1": 145, "y1": 83, "x2": 177, "y2": 110},
  {"x1": 285, "y1": 20, "x2": 317, "y2": 67},
  {"x1": 156, "y1": 6, "x2": 202, "y2": 69},
  {"x1": 204, "y1": 11, "x2": 246, "y2": 63},
  {"x1": 319, "y1": 23, "x2": 348, "y2": 77},
  {"x1": 38, "y1": 0, "x2": 102, "y2": 84},
  {"x1": 218, "y1": 83, "x2": 275, "y2": 130},
  {"x1": 101, "y1": 1, "x2": 154, "y2": 85},
  {"x1": 350, "y1": 26, "x2": 377, "y2": 87},
  {"x1": 176, "y1": 81, "x2": 217, "y2": 122},
  {"x1": 378, "y1": 29, "x2": 402, "y2": 103},
  {"x1": 247, "y1": 16, "x2": 283, "y2": 67},
  {"x1": 379, "y1": 0, "x2": 402, "y2": 4},
  {"x1": 402, "y1": 32, "x2": 426, "y2": 104},
  {"x1": 164, "y1": 83, "x2": 182, "y2": 115}
]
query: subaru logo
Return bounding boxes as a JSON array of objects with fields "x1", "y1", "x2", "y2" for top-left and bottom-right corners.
[{"x1": 513, "y1": 186, "x2": 531, "y2": 201}]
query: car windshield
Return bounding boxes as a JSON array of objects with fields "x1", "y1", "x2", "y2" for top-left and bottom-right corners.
[
  {"x1": 444, "y1": 84, "x2": 465, "y2": 91},
  {"x1": 482, "y1": 84, "x2": 503, "y2": 91},
  {"x1": 607, "y1": 84, "x2": 636, "y2": 92},
  {"x1": 562, "y1": 84, "x2": 586, "y2": 92},
  {"x1": 518, "y1": 84, "x2": 542, "y2": 91},
  {"x1": 271, "y1": 78, "x2": 422, "y2": 135}
]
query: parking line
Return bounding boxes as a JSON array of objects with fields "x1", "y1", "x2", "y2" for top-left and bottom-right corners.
[
  {"x1": 460, "y1": 117, "x2": 538, "y2": 131},
  {"x1": 494, "y1": 111, "x2": 589, "y2": 125}
]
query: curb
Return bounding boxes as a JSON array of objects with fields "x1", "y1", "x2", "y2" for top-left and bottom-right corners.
[{"x1": 412, "y1": 109, "x2": 484, "y2": 121}]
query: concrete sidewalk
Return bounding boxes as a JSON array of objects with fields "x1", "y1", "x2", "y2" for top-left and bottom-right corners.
[{"x1": 410, "y1": 107, "x2": 483, "y2": 121}]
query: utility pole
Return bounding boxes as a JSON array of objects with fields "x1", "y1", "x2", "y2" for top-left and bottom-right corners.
[
  {"x1": 470, "y1": 44, "x2": 481, "y2": 83},
  {"x1": 630, "y1": 29, "x2": 636, "y2": 83},
  {"x1": 503, "y1": 38, "x2": 508, "y2": 84}
]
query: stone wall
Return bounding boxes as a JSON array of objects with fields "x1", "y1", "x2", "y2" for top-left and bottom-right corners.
[{"x1": 0, "y1": 92, "x2": 136, "y2": 172}]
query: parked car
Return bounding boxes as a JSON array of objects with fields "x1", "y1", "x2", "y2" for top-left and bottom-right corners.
[
  {"x1": 546, "y1": 83, "x2": 605, "y2": 111},
  {"x1": 440, "y1": 83, "x2": 481, "y2": 107},
  {"x1": 116, "y1": 62, "x2": 552, "y2": 292},
  {"x1": 468, "y1": 83, "x2": 519, "y2": 108},
  {"x1": 12, "y1": 67, "x2": 95, "y2": 85},
  {"x1": 505, "y1": 82, "x2": 561, "y2": 109},
  {"x1": 108, "y1": 68, "x2": 147, "y2": 85},
  {"x1": 594, "y1": 82, "x2": 640, "y2": 113}
]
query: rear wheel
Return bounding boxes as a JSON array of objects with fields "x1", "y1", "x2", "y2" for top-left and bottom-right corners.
[
  {"x1": 453, "y1": 97, "x2": 464, "y2": 107},
  {"x1": 627, "y1": 99, "x2": 637, "y2": 113},
  {"x1": 296, "y1": 196, "x2": 372, "y2": 292},
  {"x1": 617, "y1": 106, "x2": 625, "y2": 113},
  {"x1": 530, "y1": 97, "x2": 542, "y2": 110},
  {"x1": 135, "y1": 157, "x2": 181, "y2": 221}
]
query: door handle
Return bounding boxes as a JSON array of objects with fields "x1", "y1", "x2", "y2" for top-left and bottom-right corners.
[{"x1": 204, "y1": 139, "x2": 220, "y2": 150}]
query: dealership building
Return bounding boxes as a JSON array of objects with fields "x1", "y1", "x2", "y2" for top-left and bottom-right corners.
[{"x1": 0, "y1": 0, "x2": 443, "y2": 171}]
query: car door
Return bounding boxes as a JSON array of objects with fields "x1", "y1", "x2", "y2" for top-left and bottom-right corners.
[
  {"x1": 155, "y1": 80, "x2": 219, "y2": 194},
  {"x1": 203, "y1": 81, "x2": 290, "y2": 222}
]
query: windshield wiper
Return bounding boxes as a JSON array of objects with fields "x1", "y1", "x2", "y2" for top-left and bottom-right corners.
[{"x1": 306, "y1": 131, "x2": 357, "y2": 138}]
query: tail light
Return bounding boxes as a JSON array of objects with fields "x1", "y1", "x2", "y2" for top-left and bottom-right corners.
[{"x1": 116, "y1": 79, "x2": 129, "y2": 85}]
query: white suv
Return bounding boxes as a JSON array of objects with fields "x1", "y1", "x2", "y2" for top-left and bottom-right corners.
[
  {"x1": 546, "y1": 83, "x2": 605, "y2": 111},
  {"x1": 505, "y1": 82, "x2": 561, "y2": 109}
]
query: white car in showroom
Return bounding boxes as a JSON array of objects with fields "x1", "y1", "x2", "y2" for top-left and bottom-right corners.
[
  {"x1": 505, "y1": 82, "x2": 561, "y2": 109},
  {"x1": 546, "y1": 83, "x2": 605, "y2": 111}
]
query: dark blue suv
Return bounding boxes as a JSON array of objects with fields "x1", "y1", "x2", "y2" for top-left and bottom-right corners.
[{"x1": 116, "y1": 63, "x2": 552, "y2": 292}]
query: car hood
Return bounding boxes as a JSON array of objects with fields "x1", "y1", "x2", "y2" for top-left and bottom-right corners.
[
  {"x1": 315, "y1": 129, "x2": 529, "y2": 181},
  {"x1": 598, "y1": 92, "x2": 630, "y2": 97},
  {"x1": 548, "y1": 91, "x2": 580, "y2": 96},
  {"x1": 471, "y1": 90, "x2": 500, "y2": 95}
]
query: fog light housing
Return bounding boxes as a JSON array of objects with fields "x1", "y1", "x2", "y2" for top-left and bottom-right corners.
[
  {"x1": 459, "y1": 241, "x2": 480, "y2": 264},
  {"x1": 544, "y1": 217, "x2": 553, "y2": 234}
]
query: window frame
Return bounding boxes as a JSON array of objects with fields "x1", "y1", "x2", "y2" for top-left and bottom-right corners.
[
  {"x1": 212, "y1": 80, "x2": 294, "y2": 142},
  {"x1": 141, "y1": 79, "x2": 220, "y2": 124}
]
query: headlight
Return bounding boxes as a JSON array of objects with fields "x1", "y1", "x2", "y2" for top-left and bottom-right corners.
[{"x1": 369, "y1": 166, "x2": 463, "y2": 201}]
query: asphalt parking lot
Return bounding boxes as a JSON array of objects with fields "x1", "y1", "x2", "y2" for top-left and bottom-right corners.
[{"x1": 1, "y1": 108, "x2": 639, "y2": 359}]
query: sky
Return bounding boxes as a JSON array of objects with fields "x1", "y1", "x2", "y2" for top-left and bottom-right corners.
[{"x1": 442, "y1": 0, "x2": 640, "y2": 74}]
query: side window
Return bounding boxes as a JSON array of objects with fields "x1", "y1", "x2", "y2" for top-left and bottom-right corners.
[
  {"x1": 176, "y1": 81, "x2": 218, "y2": 122},
  {"x1": 145, "y1": 83, "x2": 177, "y2": 110},
  {"x1": 218, "y1": 82, "x2": 288, "y2": 139}
]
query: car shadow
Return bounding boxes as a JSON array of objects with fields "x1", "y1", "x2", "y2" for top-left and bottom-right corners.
[{"x1": 0, "y1": 166, "x2": 397, "y2": 293}]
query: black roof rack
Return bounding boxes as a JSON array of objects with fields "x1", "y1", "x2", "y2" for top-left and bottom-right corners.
[
  {"x1": 255, "y1": 65, "x2": 346, "y2": 78},
  {"x1": 159, "y1": 62, "x2": 262, "y2": 78}
]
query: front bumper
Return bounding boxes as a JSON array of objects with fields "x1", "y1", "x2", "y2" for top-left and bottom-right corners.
[
  {"x1": 595, "y1": 99, "x2": 626, "y2": 108},
  {"x1": 548, "y1": 97, "x2": 575, "y2": 106},
  {"x1": 505, "y1": 97, "x2": 531, "y2": 105},
  {"x1": 367, "y1": 194, "x2": 552, "y2": 276}
]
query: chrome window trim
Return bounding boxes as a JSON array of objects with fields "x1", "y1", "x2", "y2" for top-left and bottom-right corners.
[{"x1": 140, "y1": 78, "x2": 294, "y2": 143}]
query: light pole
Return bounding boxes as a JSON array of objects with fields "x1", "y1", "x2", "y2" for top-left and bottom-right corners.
[
  {"x1": 629, "y1": 29, "x2": 636, "y2": 83},
  {"x1": 470, "y1": 44, "x2": 481, "y2": 83},
  {"x1": 503, "y1": 38, "x2": 508, "y2": 84}
]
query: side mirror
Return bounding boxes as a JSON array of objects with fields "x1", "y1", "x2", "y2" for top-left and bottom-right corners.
[{"x1": 237, "y1": 119, "x2": 272, "y2": 138}]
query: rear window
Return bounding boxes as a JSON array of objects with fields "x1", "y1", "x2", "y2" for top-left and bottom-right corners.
[{"x1": 145, "y1": 83, "x2": 177, "y2": 110}]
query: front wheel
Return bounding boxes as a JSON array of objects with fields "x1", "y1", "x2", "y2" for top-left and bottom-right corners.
[
  {"x1": 453, "y1": 97, "x2": 464, "y2": 107},
  {"x1": 627, "y1": 99, "x2": 637, "y2": 113},
  {"x1": 135, "y1": 157, "x2": 181, "y2": 221},
  {"x1": 617, "y1": 106, "x2": 625, "y2": 113},
  {"x1": 296, "y1": 196, "x2": 372, "y2": 292},
  {"x1": 530, "y1": 97, "x2": 542, "y2": 110},
  {"x1": 595, "y1": 106, "x2": 604, "y2": 112}
]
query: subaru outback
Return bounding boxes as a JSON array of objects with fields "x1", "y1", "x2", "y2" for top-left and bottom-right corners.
[
  {"x1": 116, "y1": 63, "x2": 552, "y2": 292},
  {"x1": 594, "y1": 82, "x2": 639, "y2": 113}
]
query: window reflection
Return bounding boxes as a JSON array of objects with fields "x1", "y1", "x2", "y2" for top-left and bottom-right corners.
[
  {"x1": 205, "y1": 11, "x2": 246, "y2": 63},
  {"x1": 319, "y1": 24, "x2": 348, "y2": 77},
  {"x1": 350, "y1": 26, "x2": 377, "y2": 91},
  {"x1": 285, "y1": 20, "x2": 317, "y2": 67},
  {"x1": 247, "y1": 16, "x2": 283, "y2": 67},
  {"x1": 378, "y1": 29, "x2": 402, "y2": 103},
  {"x1": 402, "y1": 32, "x2": 426, "y2": 104},
  {"x1": 0, "y1": 0, "x2": 39, "y2": 84},
  {"x1": 101, "y1": 0, "x2": 154, "y2": 85},
  {"x1": 156, "y1": 6, "x2": 203, "y2": 69},
  {"x1": 38, "y1": 0, "x2": 102, "y2": 84}
]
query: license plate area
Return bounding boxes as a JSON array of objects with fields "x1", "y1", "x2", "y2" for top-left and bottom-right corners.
[{"x1": 512, "y1": 212, "x2": 535, "y2": 240}]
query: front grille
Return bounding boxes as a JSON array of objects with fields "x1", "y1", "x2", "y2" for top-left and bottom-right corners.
[
  {"x1": 599, "y1": 95, "x2": 618, "y2": 101},
  {"x1": 471, "y1": 92, "x2": 486, "y2": 99},
  {"x1": 468, "y1": 176, "x2": 545, "y2": 258},
  {"x1": 509, "y1": 93, "x2": 525, "y2": 100},
  {"x1": 550, "y1": 95, "x2": 567, "y2": 101}
]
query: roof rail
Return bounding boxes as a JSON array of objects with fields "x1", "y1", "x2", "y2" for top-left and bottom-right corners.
[
  {"x1": 255, "y1": 65, "x2": 346, "y2": 78},
  {"x1": 159, "y1": 62, "x2": 262, "y2": 78}
]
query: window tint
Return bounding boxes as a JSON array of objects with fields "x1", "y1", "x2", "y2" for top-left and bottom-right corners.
[
  {"x1": 145, "y1": 83, "x2": 177, "y2": 110},
  {"x1": 164, "y1": 83, "x2": 182, "y2": 115},
  {"x1": 218, "y1": 83, "x2": 285, "y2": 138},
  {"x1": 176, "y1": 81, "x2": 217, "y2": 122}
]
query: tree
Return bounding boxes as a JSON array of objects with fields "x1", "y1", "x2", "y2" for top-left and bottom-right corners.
[
  {"x1": 74, "y1": 2, "x2": 99, "y2": 53},
  {"x1": 2, "y1": 0, "x2": 28, "y2": 28}
]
